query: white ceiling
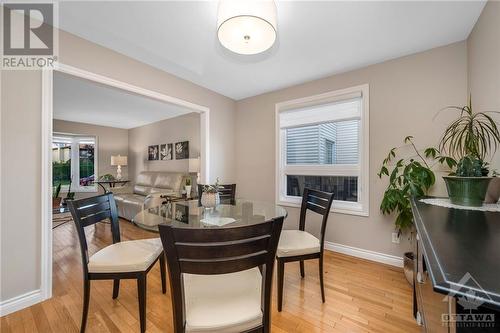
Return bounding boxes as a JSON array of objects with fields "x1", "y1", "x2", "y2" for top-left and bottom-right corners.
[
  {"x1": 54, "y1": 72, "x2": 195, "y2": 129},
  {"x1": 58, "y1": 1, "x2": 486, "y2": 100}
]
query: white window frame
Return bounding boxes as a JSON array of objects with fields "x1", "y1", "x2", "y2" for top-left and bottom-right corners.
[
  {"x1": 53, "y1": 133, "x2": 98, "y2": 193},
  {"x1": 275, "y1": 84, "x2": 369, "y2": 216}
]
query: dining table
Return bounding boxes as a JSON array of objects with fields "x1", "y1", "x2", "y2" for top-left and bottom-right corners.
[{"x1": 132, "y1": 198, "x2": 288, "y2": 232}]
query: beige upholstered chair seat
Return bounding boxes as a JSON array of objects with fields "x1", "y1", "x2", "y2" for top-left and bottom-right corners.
[
  {"x1": 277, "y1": 230, "x2": 320, "y2": 258},
  {"x1": 183, "y1": 267, "x2": 263, "y2": 333},
  {"x1": 88, "y1": 238, "x2": 163, "y2": 273}
]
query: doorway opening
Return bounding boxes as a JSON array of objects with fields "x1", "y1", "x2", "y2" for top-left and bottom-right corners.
[{"x1": 41, "y1": 63, "x2": 210, "y2": 300}]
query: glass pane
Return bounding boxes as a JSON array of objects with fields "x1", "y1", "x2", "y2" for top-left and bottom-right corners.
[
  {"x1": 52, "y1": 142, "x2": 71, "y2": 186},
  {"x1": 286, "y1": 119, "x2": 359, "y2": 165},
  {"x1": 286, "y1": 175, "x2": 358, "y2": 202},
  {"x1": 79, "y1": 143, "x2": 95, "y2": 187}
]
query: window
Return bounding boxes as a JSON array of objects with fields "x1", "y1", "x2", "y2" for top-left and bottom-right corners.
[
  {"x1": 52, "y1": 134, "x2": 98, "y2": 192},
  {"x1": 276, "y1": 84, "x2": 369, "y2": 216}
]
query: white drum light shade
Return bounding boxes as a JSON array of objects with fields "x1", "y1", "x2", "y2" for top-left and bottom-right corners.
[{"x1": 217, "y1": 0, "x2": 277, "y2": 55}]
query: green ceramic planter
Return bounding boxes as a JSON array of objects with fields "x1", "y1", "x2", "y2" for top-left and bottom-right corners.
[{"x1": 443, "y1": 176, "x2": 493, "y2": 207}]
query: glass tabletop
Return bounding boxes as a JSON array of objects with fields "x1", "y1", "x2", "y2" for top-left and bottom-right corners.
[{"x1": 132, "y1": 199, "x2": 288, "y2": 232}]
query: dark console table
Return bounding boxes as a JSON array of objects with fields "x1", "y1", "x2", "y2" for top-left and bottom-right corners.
[{"x1": 411, "y1": 197, "x2": 500, "y2": 332}]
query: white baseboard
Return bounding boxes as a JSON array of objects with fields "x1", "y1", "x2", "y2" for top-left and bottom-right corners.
[
  {"x1": 0, "y1": 289, "x2": 43, "y2": 317},
  {"x1": 324, "y1": 241, "x2": 403, "y2": 267}
]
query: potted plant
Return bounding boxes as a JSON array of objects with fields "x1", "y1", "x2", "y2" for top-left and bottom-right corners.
[
  {"x1": 99, "y1": 174, "x2": 116, "y2": 181},
  {"x1": 435, "y1": 97, "x2": 500, "y2": 206},
  {"x1": 200, "y1": 178, "x2": 221, "y2": 209},
  {"x1": 378, "y1": 136, "x2": 436, "y2": 285}
]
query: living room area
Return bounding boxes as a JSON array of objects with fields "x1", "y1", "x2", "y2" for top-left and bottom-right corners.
[{"x1": 52, "y1": 70, "x2": 204, "y2": 226}]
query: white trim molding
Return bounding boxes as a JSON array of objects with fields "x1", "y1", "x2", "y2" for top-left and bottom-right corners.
[
  {"x1": 55, "y1": 63, "x2": 210, "y2": 113},
  {"x1": 324, "y1": 241, "x2": 403, "y2": 267},
  {"x1": 0, "y1": 289, "x2": 43, "y2": 317},
  {"x1": 35, "y1": 62, "x2": 211, "y2": 315},
  {"x1": 41, "y1": 69, "x2": 53, "y2": 302}
]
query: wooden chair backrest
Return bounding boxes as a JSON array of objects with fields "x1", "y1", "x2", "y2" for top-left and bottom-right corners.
[
  {"x1": 67, "y1": 193, "x2": 120, "y2": 275},
  {"x1": 159, "y1": 217, "x2": 284, "y2": 333}
]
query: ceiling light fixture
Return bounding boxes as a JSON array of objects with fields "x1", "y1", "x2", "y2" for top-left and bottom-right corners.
[{"x1": 217, "y1": 0, "x2": 277, "y2": 55}]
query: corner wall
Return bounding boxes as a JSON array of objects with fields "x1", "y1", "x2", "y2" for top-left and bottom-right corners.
[
  {"x1": 467, "y1": 1, "x2": 500, "y2": 171},
  {"x1": 234, "y1": 42, "x2": 468, "y2": 259}
]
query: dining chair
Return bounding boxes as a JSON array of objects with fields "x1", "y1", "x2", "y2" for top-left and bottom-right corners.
[
  {"x1": 197, "y1": 183, "x2": 236, "y2": 204},
  {"x1": 276, "y1": 188, "x2": 334, "y2": 311},
  {"x1": 67, "y1": 193, "x2": 167, "y2": 333},
  {"x1": 158, "y1": 216, "x2": 284, "y2": 333}
]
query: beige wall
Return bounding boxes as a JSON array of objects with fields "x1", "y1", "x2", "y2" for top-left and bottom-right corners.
[
  {"x1": 128, "y1": 113, "x2": 200, "y2": 180},
  {"x1": 0, "y1": 28, "x2": 236, "y2": 304},
  {"x1": 467, "y1": 1, "x2": 500, "y2": 171},
  {"x1": 53, "y1": 119, "x2": 129, "y2": 198},
  {"x1": 1, "y1": 70, "x2": 42, "y2": 301},
  {"x1": 235, "y1": 42, "x2": 468, "y2": 257}
]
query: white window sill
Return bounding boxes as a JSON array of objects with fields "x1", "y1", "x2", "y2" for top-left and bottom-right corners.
[{"x1": 277, "y1": 197, "x2": 369, "y2": 217}]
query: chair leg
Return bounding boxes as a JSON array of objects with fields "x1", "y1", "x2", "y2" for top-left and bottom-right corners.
[
  {"x1": 112, "y1": 279, "x2": 120, "y2": 299},
  {"x1": 300, "y1": 260, "x2": 305, "y2": 278},
  {"x1": 137, "y1": 274, "x2": 147, "y2": 333},
  {"x1": 159, "y1": 254, "x2": 167, "y2": 294},
  {"x1": 277, "y1": 259, "x2": 285, "y2": 312},
  {"x1": 319, "y1": 256, "x2": 325, "y2": 303},
  {"x1": 80, "y1": 279, "x2": 90, "y2": 333}
]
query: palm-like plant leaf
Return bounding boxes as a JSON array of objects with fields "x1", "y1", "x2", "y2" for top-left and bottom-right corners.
[{"x1": 438, "y1": 97, "x2": 500, "y2": 160}]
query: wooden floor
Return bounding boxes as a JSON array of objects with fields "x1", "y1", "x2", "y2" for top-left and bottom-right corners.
[{"x1": 1, "y1": 220, "x2": 419, "y2": 333}]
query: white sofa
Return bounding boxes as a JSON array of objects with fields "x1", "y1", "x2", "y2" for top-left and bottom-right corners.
[{"x1": 112, "y1": 171, "x2": 191, "y2": 221}]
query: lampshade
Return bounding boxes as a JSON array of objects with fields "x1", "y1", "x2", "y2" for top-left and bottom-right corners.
[
  {"x1": 217, "y1": 0, "x2": 277, "y2": 55},
  {"x1": 188, "y1": 158, "x2": 200, "y2": 173},
  {"x1": 111, "y1": 155, "x2": 127, "y2": 166}
]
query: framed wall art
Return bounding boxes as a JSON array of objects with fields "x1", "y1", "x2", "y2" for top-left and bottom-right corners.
[{"x1": 175, "y1": 141, "x2": 189, "y2": 160}]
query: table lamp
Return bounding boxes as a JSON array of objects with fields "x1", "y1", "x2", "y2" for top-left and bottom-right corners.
[
  {"x1": 111, "y1": 155, "x2": 127, "y2": 180},
  {"x1": 188, "y1": 157, "x2": 200, "y2": 182},
  {"x1": 187, "y1": 158, "x2": 200, "y2": 198}
]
